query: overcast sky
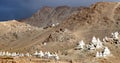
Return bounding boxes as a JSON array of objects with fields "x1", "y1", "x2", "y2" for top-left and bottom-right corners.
[{"x1": 0, "y1": 0, "x2": 119, "y2": 21}]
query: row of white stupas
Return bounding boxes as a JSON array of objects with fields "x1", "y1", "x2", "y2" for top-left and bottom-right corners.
[
  {"x1": 76, "y1": 31, "x2": 119, "y2": 58},
  {"x1": 76, "y1": 37, "x2": 111, "y2": 58},
  {"x1": 76, "y1": 36, "x2": 103, "y2": 50},
  {"x1": 89, "y1": 37, "x2": 103, "y2": 50},
  {"x1": 51, "y1": 23, "x2": 59, "y2": 27},
  {"x1": 34, "y1": 51, "x2": 59, "y2": 60},
  {"x1": 0, "y1": 51, "x2": 30, "y2": 57},
  {"x1": 96, "y1": 47, "x2": 111, "y2": 57},
  {"x1": 103, "y1": 32, "x2": 120, "y2": 43},
  {"x1": 0, "y1": 51, "x2": 59, "y2": 60}
]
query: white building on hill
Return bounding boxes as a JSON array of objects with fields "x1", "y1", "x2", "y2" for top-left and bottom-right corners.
[{"x1": 76, "y1": 40, "x2": 85, "y2": 49}]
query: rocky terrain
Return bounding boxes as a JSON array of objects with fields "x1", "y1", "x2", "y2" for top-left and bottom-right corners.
[
  {"x1": 0, "y1": 2, "x2": 120, "y2": 63},
  {"x1": 20, "y1": 6, "x2": 82, "y2": 27}
]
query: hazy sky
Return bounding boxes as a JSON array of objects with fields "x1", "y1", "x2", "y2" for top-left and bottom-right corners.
[{"x1": 0, "y1": 0, "x2": 119, "y2": 21}]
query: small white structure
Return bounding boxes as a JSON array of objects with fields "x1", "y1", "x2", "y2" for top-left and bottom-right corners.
[
  {"x1": 5, "y1": 51, "x2": 11, "y2": 56},
  {"x1": 52, "y1": 24, "x2": 55, "y2": 27},
  {"x1": 111, "y1": 32, "x2": 119, "y2": 39},
  {"x1": 54, "y1": 54, "x2": 60, "y2": 60},
  {"x1": 19, "y1": 53, "x2": 24, "y2": 57},
  {"x1": 76, "y1": 40, "x2": 85, "y2": 49},
  {"x1": 91, "y1": 37, "x2": 103, "y2": 49},
  {"x1": 11, "y1": 52, "x2": 17, "y2": 57},
  {"x1": 8, "y1": 53, "x2": 12, "y2": 56},
  {"x1": 111, "y1": 33, "x2": 114, "y2": 36},
  {"x1": 92, "y1": 36, "x2": 98, "y2": 45},
  {"x1": 96, "y1": 51, "x2": 103, "y2": 58},
  {"x1": 37, "y1": 51, "x2": 44, "y2": 58},
  {"x1": 1, "y1": 51, "x2": 6, "y2": 56},
  {"x1": 28, "y1": 28, "x2": 31, "y2": 31},
  {"x1": 105, "y1": 36, "x2": 108, "y2": 40},
  {"x1": 64, "y1": 28, "x2": 69, "y2": 32},
  {"x1": 96, "y1": 51, "x2": 100, "y2": 57},
  {"x1": 25, "y1": 53, "x2": 31, "y2": 57},
  {"x1": 96, "y1": 38, "x2": 103, "y2": 49},
  {"x1": 48, "y1": 52, "x2": 60, "y2": 60},
  {"x1": 56, "y1": 23, "x2": 59, "y2": 25},
  {"x1": 103, "y1": 36, "x2": 108, "y2": 42},
  {"x1": 99, "y1": 52, "x2": 103, "y2": 57},
  {"x1": 79, "y1": 40, "x2": 85, "y2": 49},
  {"x1": 34, "y1": 51, "x2": 38, "y2": 56},
  {"x1": 44, "y1": 52, "x2": 52, "y2": 58},
  {"x1": 114, "y1": 32, "x2": 119, "y2": 39},
  {"x1": 43, "y1": 42, "x2": 47, "y2": 46},
  {"x1": 103, "y1": 47, "x2": 111, "y2": 57}
]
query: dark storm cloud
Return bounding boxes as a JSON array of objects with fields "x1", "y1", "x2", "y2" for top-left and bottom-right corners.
[
  {"x1": 0, "y1": 0, "x2": 43, "y2": 20},
  {"x1": 0, "y1": 0, "x2": 120, "y2": 21}
]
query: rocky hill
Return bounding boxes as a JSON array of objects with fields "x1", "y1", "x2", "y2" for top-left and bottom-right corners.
[
  {"x1": 56, "y1": 2, "x2": 120, "y2": 42},
  {"x1": 20, "y1": 6, "x2": 82, "y2": 28}
]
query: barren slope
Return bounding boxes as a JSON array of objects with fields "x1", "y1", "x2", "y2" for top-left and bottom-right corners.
[
  {"x1": 57, "y1": 2, "x2": 120, "y2": 42},
  {"x1": 0, "y1": 2, "x2": 120, "y2": 63},
  {"x1": 0, "y1": 2, "x2": 120, "y2": 53},
  {"x1": 20, "y1": 6, "x2": 81, "y2": 28}
]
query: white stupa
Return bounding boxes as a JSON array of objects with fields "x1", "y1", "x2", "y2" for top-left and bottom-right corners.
[
  {"x1": 25, "y1": 53, "x2": 31, "y2": 57},
  {"x1": 99, "y1": 52, "x2": 103, "y2": 57},
  {"x1": 96, "y1": 51, "x2": 100, "y2": 57},
  {"x1": 44, "y1": 52, "x2": 52, "y2": 58},
  {"x1": 16, "y1": 53, "x2": 20, "y2": 56},
  {"x1": 105, "y1": 36, "x2": 108, "y2": 40},
  {"x1": 96, "y1": 38, "x2": 103, "y2": 49},
  {"x1": 56, "y1": 23, "x2": 59, "y2": 25},
  {"x1": 11, "y1": 52, "x2": 17, "y2": 57},
  {"x1": 52, "y1": 24, "x2": 55, "y2": 27},
  {"x1": 103, "y1": 36, "x2": 108, "y2": 42},
  {"x1": 2, "y1": 51, "x2": 6, "y2": 56},
  {"x1": 43, "y1": 42, "x2": 47, "y2": 45},
  {"x1": 34, "y1": 51, "x2": 38, "y2": 56},
  {"x1": 47, "y1": 52, "x2": 51, "y2": 58},
  {"x1": 19, "y1": 53, "x2": 24, "y2": 57},
  {"x1": 114, "y1": 32, "x2": 119, "y2": 39},
  {"x1": 96, "y1": 51, "x2": 103, "y2": 58},
  {"x1": 111, "y1": 33, "x2": 114, "y2": 37},
  {"x1": 54, "y1": 54, "x2": 60, "y2": 60},
  {"x1": 8, "y1": 53, "x2": 12, "y2": 56},
  {"x1": 77, "y1": 40, "x2": 85, "y2": 49},
  {"x1": 38, "y1": 51, "x2": 44, "y2": 57},
  {"x1": 112, "y1": 32, "x2": 119, "y2": 39},
  {"x1": 92, "y1": 36, "x2": 97, "y2": 45},
  {"x1": 103, "y1": 47, "x2": 111, "y2": 57},
  {"x1": 5, "y1": 51, "x2": 10, "y2": 56}
]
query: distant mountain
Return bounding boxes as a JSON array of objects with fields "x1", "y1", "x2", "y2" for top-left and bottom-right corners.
[{"x1": 20, "y1": 6, "x2": 83, "y2": 27}]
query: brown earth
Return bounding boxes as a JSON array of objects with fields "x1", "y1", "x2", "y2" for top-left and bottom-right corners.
[{"x1": 0, "y1": 2, "x2": 120, "y2": 63}]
